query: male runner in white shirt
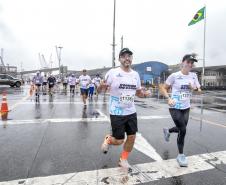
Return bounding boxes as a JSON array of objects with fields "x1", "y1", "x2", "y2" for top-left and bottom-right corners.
[
  {"x1": 98, "y1": 48, "x2": 150, "y2": 170},
  {"x1": 79, "y1": 69, "x2": 91, "y2": 107}
]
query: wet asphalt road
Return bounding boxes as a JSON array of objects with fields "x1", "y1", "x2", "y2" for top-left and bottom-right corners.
[{"x1": 0, "y1": 85, "x2": 226, "y2": 185}]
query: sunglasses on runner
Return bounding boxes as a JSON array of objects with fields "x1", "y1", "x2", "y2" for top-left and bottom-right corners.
[
  {"x1": 185, "y1": 60, "x2": 195, "y2": 65},
  {"x1": 120, "y1": 54, "x2": 133, "y2": 59}
]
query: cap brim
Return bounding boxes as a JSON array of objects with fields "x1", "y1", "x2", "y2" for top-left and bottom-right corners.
[
  {"x1": 119, "y1": 51, "x2": 133, "y2": 56},
  {"x1": 189, "y1": 58, "x2": 198, "y2": 62}
]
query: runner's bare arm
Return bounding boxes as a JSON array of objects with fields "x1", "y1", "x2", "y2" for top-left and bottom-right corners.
[
  {"x1": 159, "y1": 83, "x2": 171, "y2": 98},
  {"x1": 159, "y1": 83, "x2": 176, "y2": 106}
]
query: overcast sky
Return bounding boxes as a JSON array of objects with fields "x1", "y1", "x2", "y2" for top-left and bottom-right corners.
[{"x1": 0, "y1": 0, "x2": 225, "y2": 71}]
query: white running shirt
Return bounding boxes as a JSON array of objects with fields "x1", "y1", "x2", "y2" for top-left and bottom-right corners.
[
  {"x1": 105, "y1": 67, "x2": 141, "y2": 116},
  {"x1": 63, "y1": 77, "x2": 68, "y2": 84},
  {"x1": 33, "y1": 75, "x2": 43, "y2": 85},
  {"x1": 43, "y1": 77, "x2": 47, "y2": 83},
  {"x1": 68, "y1": 76, "x2": 76, "y2": 86},
  {"x1": 94, "y1": 77, "x2": 101, "y2": 86},
  {"x1": 166, "y1": 71, "x2": 200, "y2": 110},
  {"x1": 79, "y1": 75, "x2": 91, "y2": 89}
]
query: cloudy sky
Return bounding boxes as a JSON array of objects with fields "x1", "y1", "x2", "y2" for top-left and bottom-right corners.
[{"x1": 0, "y1": 0, "x2": 225, "y2": 71}]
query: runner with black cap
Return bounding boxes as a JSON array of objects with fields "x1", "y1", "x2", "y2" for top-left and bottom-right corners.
[
  {"x1": 47, "y1": 73, "x2": 56, "y2": 97},
  {"x1": 98, "y1": 48, "x2": 150, "y2": 170},
  {"x1": 160, "y1": 53, "x2": 202, "y2": 167}
]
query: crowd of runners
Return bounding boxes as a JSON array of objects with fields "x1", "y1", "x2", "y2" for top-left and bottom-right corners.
[
  {"x1": 31, "y1": 69, "x2": 102, "y2": 104},
  {"x1": 30, "y1": 47, "x2": 202, "y2": 171}
]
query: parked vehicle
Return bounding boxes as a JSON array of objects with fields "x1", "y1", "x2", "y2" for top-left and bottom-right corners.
[{"x1": 0, "y1": 74, "x2": 22, "y2": 87}]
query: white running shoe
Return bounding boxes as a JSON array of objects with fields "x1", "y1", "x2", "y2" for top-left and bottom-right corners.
[{"x1": 177, "y1": 154, "x2": 188, "y2": 167}]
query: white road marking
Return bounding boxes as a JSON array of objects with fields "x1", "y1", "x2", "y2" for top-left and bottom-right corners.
[
  {"x1": 14, "y1": 101, "x2": 109, "y2": 105},
  {"x1": 134, "y1": 133, "x2": 163, "y2": 161},
  {"x1": 1, "y1": 117, "x2": 110, "y2": 125},
  {"x1": 9, "y1": 95, "x2": 30, "y2": 111},
  {"x1": 139, "y1": 115, "x2": 170, "y2": 119},
  {"x1": 1, "y1": 115, "x2": 170, "y2": 125},
  {"x1": 2, "y1": 150, "x2": 226, "y2": 185},
  {"x1": 95, "y1": 109, "x2": 108, "y2": 119}
]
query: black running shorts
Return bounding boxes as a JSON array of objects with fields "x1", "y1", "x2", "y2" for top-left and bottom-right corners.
[{"x1": 110, "y1": 113, "x2": 138, "y2": 140}]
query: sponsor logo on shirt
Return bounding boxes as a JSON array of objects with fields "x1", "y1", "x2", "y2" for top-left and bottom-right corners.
[
  {"x1": 119, "y1": 84, "x2": 137, "y2": 90},
  {"x1": 116, "y1": 73, "x2": 123, "y2": 77},
  {"x1": 177, "y1": 76, "x2": 183, "y2": 80},
  {"x1": 180, "y1": 85, "x2": 190, "y2": 90}
]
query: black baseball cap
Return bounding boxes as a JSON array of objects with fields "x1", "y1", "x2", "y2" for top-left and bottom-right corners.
[
  {"x1": 119, "y1": 48, "x2": 133, "y2": 58},
  {"x1": 182, "y1": 54, "x2": 198, "y2": 62}
]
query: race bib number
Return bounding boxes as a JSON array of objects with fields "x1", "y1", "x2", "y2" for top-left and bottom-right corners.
[
  {"x1": 36, "y1": 80, "x2": 40, "y2": 83},
  {"x1": 49, "y1": 82, "x2": 53, "y2": 85},
  {"x1": 179, "y1": 92, "x2": 191, "y2": 101},
  {"x1": 119, "y1": 94, "x2": 135, "y2": 106}
]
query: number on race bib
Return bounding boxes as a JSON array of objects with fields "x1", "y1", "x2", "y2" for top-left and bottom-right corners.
[
  {"x1": 119, "y1": 94, "x2": 135, "y2": 106},
  {"x1": 179, "y1": 92, "x2": 191, "y2": 101}
]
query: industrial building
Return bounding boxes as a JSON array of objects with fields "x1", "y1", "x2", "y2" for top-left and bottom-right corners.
[{"x1": 85, "y1": 61, "x2": 225, "y2": 90}]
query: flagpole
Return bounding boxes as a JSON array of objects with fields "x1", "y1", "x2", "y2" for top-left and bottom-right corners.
[
  {"x1": 202, "y1": 5, "x2": 206, "y2": 87},
  {"x1": 200, "y1": 5, "x2": 206, "y2": 133}
]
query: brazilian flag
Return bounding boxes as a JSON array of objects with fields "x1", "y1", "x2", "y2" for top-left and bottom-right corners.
[{"x1": 188, "y1": 7, "x2": 205, "y2": 26}]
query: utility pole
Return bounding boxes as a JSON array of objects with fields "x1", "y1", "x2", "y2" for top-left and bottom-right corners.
[{"x1": 112, "y1": 0, "x2": 116, "y2": 68}]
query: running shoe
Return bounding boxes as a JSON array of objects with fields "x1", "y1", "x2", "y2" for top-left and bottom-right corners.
[
  {"x1": 101, "y1": 134, "x2": 111, "y2": 154},
  {"x1": 163, "y1": 128, "x2": 170, "y2": 142},
  {"x1": 118, "y1": 158, "x2": 132, "y2": 171},
  {"x1": 177, "y1": 154, "x2": 188, "y2": 167}
]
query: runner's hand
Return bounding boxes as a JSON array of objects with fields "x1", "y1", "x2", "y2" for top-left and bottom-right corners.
[
  {"x1": 168, "y1": 98, "x2": 176, "y2": 107},
  {"x1": 194, "y1": 88, "x2": 202, "y2": 95},
  {"x1": 98, "y1": 81, "x2": 108, "y2": 92},
  {"x1": 189, "y1": 83, "x2": 202, "y2": 95}
]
